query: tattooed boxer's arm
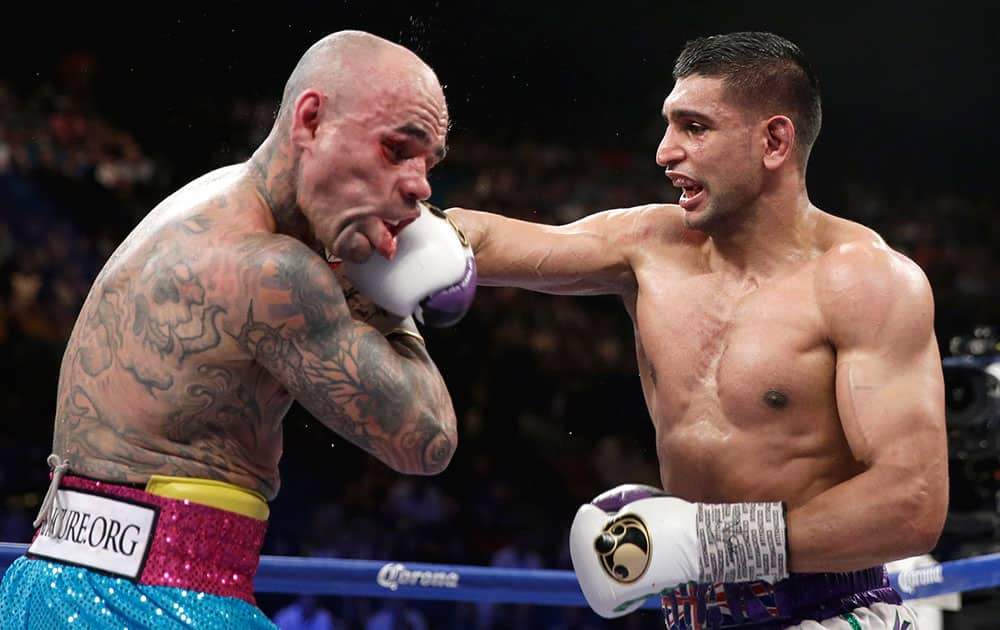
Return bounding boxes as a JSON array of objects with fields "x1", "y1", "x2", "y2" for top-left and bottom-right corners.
[{"x1": 235, "y1": 236, "x2": 457, "y2": 475}]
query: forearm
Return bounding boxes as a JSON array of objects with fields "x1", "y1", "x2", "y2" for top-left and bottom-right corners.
[
  {"x1": 390, "y1": 337, "x2": 459, "y2": 473},
  {"x1": 346, "y1": 288, "x2": 458, "y2": 465},
  {"x1": 787, "y1": 463, "x2": 947, "y2": 572},
  {"x1": 241, "y1": 313, "x2": 456, "y2": 474},
  {"x1": 345, "y1": 330, "x2": 458, "y2": 475},
  {"x1": 448, "y1": 207, "x2": 575, "y2": 288},
  {"x1": 446, "y1": 208, "x2": 514, "y2": 284},
  {"x1": 447, "y1": 207, "x2": 632, "y2": 294}
]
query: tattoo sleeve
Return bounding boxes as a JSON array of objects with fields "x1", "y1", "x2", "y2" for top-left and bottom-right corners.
[{"x1": 234, "y1": 243, "x2": 456, "y2": 474}]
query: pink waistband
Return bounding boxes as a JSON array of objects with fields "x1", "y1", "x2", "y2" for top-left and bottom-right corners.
[{"x1": 34, "y1": 475, "x2": 268, "y2": 605}]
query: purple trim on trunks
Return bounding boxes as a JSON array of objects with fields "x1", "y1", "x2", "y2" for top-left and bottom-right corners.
[{"x1": 662, "y1": 567, "x2": 901, "y2": 629}]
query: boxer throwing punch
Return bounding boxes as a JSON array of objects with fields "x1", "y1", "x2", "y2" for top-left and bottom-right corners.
[
  {"x1": 0, "y1": 30, "x2": 474, "y2": 628},
  {"x1": 449, "y1": 32, "x2": 947, "y2": 628}
]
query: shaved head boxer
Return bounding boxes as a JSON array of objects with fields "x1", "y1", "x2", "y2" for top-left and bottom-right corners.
[
  {"x1": 449, "y1": 31, "x2": 947, "y2": 629},
  {"x1": 0, "y1": 30, "x2": 474, "y2": 628}
]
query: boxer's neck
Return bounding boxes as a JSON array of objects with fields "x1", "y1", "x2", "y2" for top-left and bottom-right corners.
[
  {"x1": 247, "y1": 140, "x2": 318, "y2": 251},
  {"x1": 706, "y1": 195, "x2": 820, "y2": 280}
]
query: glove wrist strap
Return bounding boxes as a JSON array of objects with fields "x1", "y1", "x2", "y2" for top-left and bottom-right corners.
[
  {"x1": 384, "y1": 327, "x2": 426, "y2": 346},
  {"x1": 697, "y1": 502, "x2": 789, "y2": 584}
]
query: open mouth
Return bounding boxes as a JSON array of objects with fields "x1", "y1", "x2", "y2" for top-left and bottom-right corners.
[
  {"x1": 667, "y1": 173, "x2": 705, "y2": 210},
  {"x1": 679, "y1": 185, "x2": 705, "y2": 209},
  {"x1": 375, "y1": 217, "x2": 418, "y2": 260},
  {"x1": 383, "y1": 217, "x2": 415, "y2": 237}
]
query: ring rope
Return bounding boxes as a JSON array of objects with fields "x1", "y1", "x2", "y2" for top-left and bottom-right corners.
[{"x1": 0, "y1": 542, "x2": 992, "y2": 608}]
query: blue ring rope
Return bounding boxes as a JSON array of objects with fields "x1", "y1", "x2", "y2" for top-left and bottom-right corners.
[{"x1": 0, "y1": 542, "x2": 992, "y2": 608}]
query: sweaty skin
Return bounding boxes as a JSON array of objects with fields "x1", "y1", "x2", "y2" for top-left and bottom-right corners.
[
  {"x1": 449, "y1": 69, "x2": 947, "y2": 575},
  {"x1": 451, "y1": 203, "x2": 947, "y2": 573},
  {"x1": 52, "y1": 32, "x2": 457, "y2": 500}
]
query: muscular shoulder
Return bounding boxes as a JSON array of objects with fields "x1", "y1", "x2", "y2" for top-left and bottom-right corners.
[{"x1": 814, "y1": 237, "x2": 934, "y2": 348}]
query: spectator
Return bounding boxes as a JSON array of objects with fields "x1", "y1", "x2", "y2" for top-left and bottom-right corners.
[{"x1": 272, "y1": 595, "x2": 337, "y2": 630}]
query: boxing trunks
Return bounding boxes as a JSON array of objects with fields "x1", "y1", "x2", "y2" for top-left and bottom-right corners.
[
  {"x1": 661, "y1": 567, "x2": 917, "y2": 629},
  {"x1": 0, "y1": 474, "x2": 277, "y2": 628}
]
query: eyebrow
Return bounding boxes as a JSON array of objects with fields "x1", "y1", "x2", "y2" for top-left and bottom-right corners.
[
  {"x1": 394, "y1": 123, "x2": 448, "y2": 162},
  {"x1": 663, "y1": 108, "x2": 716, "y2": 125}
]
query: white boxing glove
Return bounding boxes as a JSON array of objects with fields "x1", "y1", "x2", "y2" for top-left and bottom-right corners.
[
  {"x1": 569, "y1": 485, "x2": 788, "y2": 619},
  {"x1": 341, "y1": 202, "x2": 476, "y2": 327}
]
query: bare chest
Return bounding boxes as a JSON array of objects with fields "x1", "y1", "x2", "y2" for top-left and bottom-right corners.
[{"x1": 631, "y1": 269, "x2": 835, "y2": 429}]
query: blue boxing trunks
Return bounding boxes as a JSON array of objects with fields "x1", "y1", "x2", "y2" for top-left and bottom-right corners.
[{"x1": 0, "y1": 474, "x2": 277, "y2": 629}]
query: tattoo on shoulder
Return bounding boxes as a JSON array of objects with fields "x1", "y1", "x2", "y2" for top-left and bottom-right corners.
[{"x1": 180, "y1": 214, "x2": 213, "y2": 234}]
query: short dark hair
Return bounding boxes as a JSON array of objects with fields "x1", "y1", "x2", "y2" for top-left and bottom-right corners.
[{"x1": 673, "y1": 32, "x2": 822, "y2": 163}]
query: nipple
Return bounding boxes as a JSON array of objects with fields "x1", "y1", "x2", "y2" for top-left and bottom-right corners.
[{"x1": 764, "y1": 389, "x2": 788, "y2": 409}]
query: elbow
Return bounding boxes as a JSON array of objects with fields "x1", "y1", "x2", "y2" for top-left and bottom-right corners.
[
  {"x1": 417, "y1": 436, "x2": 456, "y2": 475},
  {"x1": 902, "y1": 514, "x2": 944, "y2": 557},
  {"x1": 392, "y1": 411, "x2": 458, "y2": 476},
  {"x1": 896, "y1": 472, "x2": 948, "y2": 556},
  {"x1": 416, "y1": 423, "x2": 457, "y2": 476},
  {"x1": 422, "y1": 412, "x2": 458, "y2": 474}
]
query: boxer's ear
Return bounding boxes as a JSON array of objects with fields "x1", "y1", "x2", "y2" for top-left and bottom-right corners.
[
  {"x1": 290, "y1": 90, "x2": 326, "y2": 145},
  {"x1": 762, "y1": 115, "x2": 794, "y2": 170}
]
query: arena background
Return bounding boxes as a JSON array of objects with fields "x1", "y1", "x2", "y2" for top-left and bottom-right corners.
[{"x1": 1, "y1": 1, "x2": 998, "y2": 628}]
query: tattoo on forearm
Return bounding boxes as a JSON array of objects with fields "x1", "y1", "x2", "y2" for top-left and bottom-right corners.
[
  {"x1": 233, "y1": 303, "x2": 377, "y2": 449},
  {"x1": 233, "y1": 251, "x2": 454, "y2": 473}
]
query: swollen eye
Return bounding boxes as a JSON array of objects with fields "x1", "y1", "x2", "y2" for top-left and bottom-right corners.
[{"x1": 383, "y1": 144, "x2": 404, "y2": 162}]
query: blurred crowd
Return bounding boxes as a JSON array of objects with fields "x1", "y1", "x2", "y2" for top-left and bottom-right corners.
[{"x1": 2, "y1": 52, "x2": 999, "y2": 629}]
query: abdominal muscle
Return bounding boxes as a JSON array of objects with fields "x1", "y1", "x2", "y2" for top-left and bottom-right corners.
[{"x1": 651, "y1": 402, "x2": 863, "y2": 507}]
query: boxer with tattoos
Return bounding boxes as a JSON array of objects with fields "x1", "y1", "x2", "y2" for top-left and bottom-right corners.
[{"x1": 0, "y1": 30, "x2": 472, "y2": 628}]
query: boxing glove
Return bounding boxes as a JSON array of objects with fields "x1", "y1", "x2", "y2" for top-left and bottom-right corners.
[
  {"x1": 570, "y1": 484, "x2": 788, "y2": 618},
  {"x1": 591, "y1": 483, "x2": 667, "y2": 511},
  {"x1": 342, "y1": 202, "x2": 476, "y2": 327}
]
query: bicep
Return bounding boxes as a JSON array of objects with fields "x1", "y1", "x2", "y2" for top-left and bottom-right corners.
[
  {"x1": 829, "y1": 251, "x2": 946, "y2": 471},
  {"x1": 835, "y1": 338, "x2": 944, "y2": 467},
  {"x1": 449, "y1": 208, "x2": 635, "y2": 295}
]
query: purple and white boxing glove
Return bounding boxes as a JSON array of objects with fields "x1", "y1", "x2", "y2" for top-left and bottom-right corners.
[
  {"x1": 590, "y1": 484, "x2": 667, "y2": 511},
  {"x1": 342, "y1": 202, "x2": 477, "y2": 327},
  {"x1": 570, "y1": 484, "x2": 788, "y2": 618}
]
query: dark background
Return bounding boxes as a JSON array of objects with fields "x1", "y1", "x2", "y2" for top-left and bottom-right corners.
[
  {"x1": 6, "y1": 1, "x2": 998, "y2": 199},
  {"x1": 2, "y1": 2, "x2": 999, "y2": 628}
]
